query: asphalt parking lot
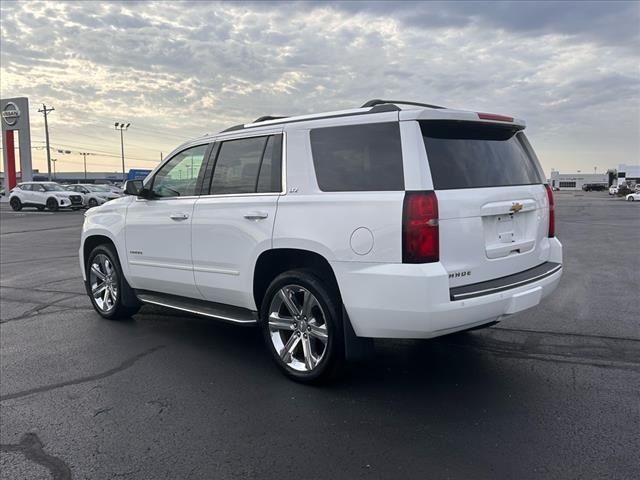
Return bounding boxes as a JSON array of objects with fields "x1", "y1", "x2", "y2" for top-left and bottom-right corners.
[{"x1": 1, "y1": 192, "x2": 638, "y2": 480}]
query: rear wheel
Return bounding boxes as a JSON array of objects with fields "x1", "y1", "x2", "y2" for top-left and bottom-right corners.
[
  {"x1": 260, "y1": 270, "x2": 344, "y2": 383},
  {"x1": 9, "y1": 197, "x2": 22, "y2": 211},
  {"x1": 86, "y1": 244, "x2": 139, "y2": 319},
  {"x1": 46, "y1": 197, "x2": 59, "y2": 211}
]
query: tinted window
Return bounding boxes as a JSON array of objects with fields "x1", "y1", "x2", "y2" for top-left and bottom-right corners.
[
  {"x1": 310, "y1": 122, "x2": 404, "y2": 192},
  {"x1": 210, "y1": 135, "x2": 282, "y2": 195},
  {"x1": 152, "y1": 144, "x2": 208, "y2": 197},
  {"x1": 257, "y1": 135, "x2": 282, "y2": 193},
  {"x1": 420, "y1": 121, "x2": 544, "y2": 190}
]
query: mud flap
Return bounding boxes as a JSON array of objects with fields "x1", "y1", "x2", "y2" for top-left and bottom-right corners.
[{"x1": 342, "y1": 305, "x2": 374, "y2": 361}]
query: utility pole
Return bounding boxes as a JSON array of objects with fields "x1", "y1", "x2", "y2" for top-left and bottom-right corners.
[
  {"x1": 114, "y1": 122, "x2": 130, "y2": 182},
  {"x1": 38, "y1": 104, "x2": 55, "y2": 180},
  {"x1": 79, "y1": 152, "x2": 92, "y2": 180}
]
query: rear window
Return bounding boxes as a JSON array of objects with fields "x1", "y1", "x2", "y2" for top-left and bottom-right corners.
[
  {"x1": 310, "y1": 122, "x2": 404, "y2": 192},
  {"x1": 420, "y1": 121, "x2": 544, "y2": 190}
]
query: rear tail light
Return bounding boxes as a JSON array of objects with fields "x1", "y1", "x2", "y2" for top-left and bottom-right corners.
[
  {"x1": 544, "y1": 184, "x2": 555, "y2": 237},
  {"x1": 403, "y1": 191, "x2": 439, "y2": 263}
]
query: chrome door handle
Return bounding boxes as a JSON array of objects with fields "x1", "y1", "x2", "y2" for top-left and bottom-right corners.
[
  {"x1": 169, "y1": 213, "x2": 189, "y2": 220},
  {"x1": 243, "y1": 211, "x2": 269, "y2": 220}
]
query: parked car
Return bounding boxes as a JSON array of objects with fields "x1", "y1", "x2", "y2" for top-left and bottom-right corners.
[
  {"x1": 9, "y1": 182, "x2": 84, "y2": 211},
  {"x1": 66, "y1": 184, "x2": 122, "y2": 208},
  {"x1": 626, "y1": 193, "x2": 640, "y2": 201},
  {"x1": 80, "y1": 99, "x2": 563, "y2": 383},
  {"x1": 582, "y1": 184, "x2": 606, "y2": 192},
  {"x1": 609, "y1": 185, "x2": 619, "y2": 195}
]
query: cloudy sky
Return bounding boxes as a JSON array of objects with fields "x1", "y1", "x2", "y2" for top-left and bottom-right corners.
[{"x1": 1, "y1": 0, "x2": 639, "y2": 175}]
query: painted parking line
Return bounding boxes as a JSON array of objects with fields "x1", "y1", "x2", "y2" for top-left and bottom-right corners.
[{"x1": 2, "y1": 211, "x2": 55, "y2": 215}]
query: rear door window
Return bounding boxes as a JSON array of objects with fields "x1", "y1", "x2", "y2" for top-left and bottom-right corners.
[
  {"x1": 209, "y1": 135, "x2": 282, "y2": 195},
  {"x1": 420, "y1": 121, "x2": 544, "y2": 190},
  {"x1": 310, "y1": 122, "x2": 404, "y2": 192}
]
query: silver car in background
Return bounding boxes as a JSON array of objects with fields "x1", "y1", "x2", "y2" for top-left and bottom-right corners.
[{"x1": 66, "y1": 184, "x2": 123, "y2": 208}]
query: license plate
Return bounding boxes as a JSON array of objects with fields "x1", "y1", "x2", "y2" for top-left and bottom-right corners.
[{"x1": 496, "y1": 215, "x2": 515, "y2": 244}]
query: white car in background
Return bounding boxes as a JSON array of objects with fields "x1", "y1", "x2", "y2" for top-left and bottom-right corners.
[
  {"x1": 609, "y1": 185, "x2": 619, "y2": 195},
  {"x1": 626, "y1": 192, "x2": 639, "y2": 201},
  {"x1": 66, "y1": 184, "x2": 123, "y2": 208},
  {"x1": 9, "y1": 182, "x2": 84, "y2": 211}
]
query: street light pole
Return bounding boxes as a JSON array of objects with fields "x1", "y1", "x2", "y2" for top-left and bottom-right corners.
[{"x1": 114, "y1": 122, "x2": 130, "y2": 182}]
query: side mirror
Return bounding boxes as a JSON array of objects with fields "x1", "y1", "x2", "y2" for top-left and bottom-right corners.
[{"x1": 124, "y1": 180, "x2": 144, "y2": 196}]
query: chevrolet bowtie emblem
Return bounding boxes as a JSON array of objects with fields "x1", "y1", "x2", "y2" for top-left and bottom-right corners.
[{"x1": 510, "y1": 202, "x2": 524, "y2": 213}]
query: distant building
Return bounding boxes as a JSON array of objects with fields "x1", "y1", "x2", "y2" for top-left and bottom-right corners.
[
  {"x1": 549, "y1": 172, "x2": 609, "y2": 191},
  {"x1": 615, "y1": 163, "x2": 640, "y2": 188},
  {"x1": 1, "y1": 169, "x2": 152, "y2": 185}
]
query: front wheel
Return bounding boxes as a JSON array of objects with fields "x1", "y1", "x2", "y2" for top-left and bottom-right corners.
[
  {"x1": 260, "y1": 270, "x2": 344, "y2": 383},
  {"x1": 86, "y1": 244, "x2": 139, "y2": 320},
  {"x1": 629, "y1": 197, "x2": 635, "y2": 201},
  {"x1": 88, "y1": 198, "x2": 98, "y2": 208},
  {"x1": 46, "y1": 197, "x2": 59, "y2": 211},
  {"x1": 9, "y1": 197, "x2": 22, "y2": 211}
]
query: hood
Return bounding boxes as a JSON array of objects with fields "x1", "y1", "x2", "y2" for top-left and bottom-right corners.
[{"x1": 53, "y1": 191, "x2": 76, "y2": 198}]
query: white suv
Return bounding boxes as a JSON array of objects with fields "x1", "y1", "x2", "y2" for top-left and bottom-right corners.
[
  {"x1": 80, "y1": 100, "x2": 563, "y2": 382},
  {"x1": 10, "y1": 181, "x2": 84, "y2": 211}
]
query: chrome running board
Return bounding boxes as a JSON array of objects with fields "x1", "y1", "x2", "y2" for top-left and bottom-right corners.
[{"x1": 135, "y1": 290, "x2": 257, "y2": 325}]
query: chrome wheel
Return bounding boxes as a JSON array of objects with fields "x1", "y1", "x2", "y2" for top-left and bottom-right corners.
[
  {"x1": 267, "y1": 285, "x2": 329, "y2": 372},
  {"x1": 89, "y1": 254, "x2": 118, "y2": 312}
]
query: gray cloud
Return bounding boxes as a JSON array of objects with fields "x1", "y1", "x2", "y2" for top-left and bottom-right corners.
[{"x1": 0, "y1": 0, "x2": 638, "y2": 173}]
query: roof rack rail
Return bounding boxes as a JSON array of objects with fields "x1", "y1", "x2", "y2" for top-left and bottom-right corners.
[
  {"x1": 253, "y1": 115, "x2": 288, "y2": 123},
  {"x1": 220, "y1": 124, "x2": 245, "y2": 133},
  {"x1": 218, "y1": 103, "x2": 402, "y2": 134},
  {"x1": 361, "y1": 99, "x2": 446, "y2": 110}
]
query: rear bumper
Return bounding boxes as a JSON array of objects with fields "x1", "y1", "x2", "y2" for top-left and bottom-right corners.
[{"x1": 332, "y1": 238, "x2": 563, "y2": 339}]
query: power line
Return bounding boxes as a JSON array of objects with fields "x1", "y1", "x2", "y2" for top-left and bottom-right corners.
[{"x1": 48, "y1": 142, "x2": 158, "y2": 162}]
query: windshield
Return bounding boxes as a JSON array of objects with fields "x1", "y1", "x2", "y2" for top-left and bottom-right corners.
[{"x1": 41, "y1": 183, "x2": 67, "y2": 192}]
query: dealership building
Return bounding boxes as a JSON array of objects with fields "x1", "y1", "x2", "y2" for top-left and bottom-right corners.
[
  {"x1": 615, "y1": 163, "x2": 640, "y2": 188},
  {"x1": 549, "y1": 172, "x2": 609, "y2": 191}
]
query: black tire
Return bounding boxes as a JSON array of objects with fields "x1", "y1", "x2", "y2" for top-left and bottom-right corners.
[
  {"x1": 86, "y1": 243, "x2": 140, "y2": 320},
  {"x1": 629, "y1": 197, "x2": 635, "y2": 202},
  {"x1": 88, "y1": 198, "x2": 98, "y2": 208},
  {"x1": 37, "y1": 206, "x2": 45, "y2": 211},
  {"x1": 9, "y1": 197, "x2": 22, "y2": 211},
  {"x1": 46, "y1": 197, "x2": 59, "y2": 211},
  {"x1": 260, "y1": 269, "x2": 344, "y2": 384}
]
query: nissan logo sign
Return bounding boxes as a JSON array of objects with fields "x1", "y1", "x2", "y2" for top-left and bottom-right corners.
[{"x1": 2, "y1": 102, "x2": 20, "y2": 126}]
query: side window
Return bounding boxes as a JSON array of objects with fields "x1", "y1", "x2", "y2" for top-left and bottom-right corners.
[
  {"x1": 257, "y1": 135, "x2": 282, "y2": 193},
  {"x1": 210, "y1": 135, "x2": 282, "y2": 195},
  {"x1": 310, "y1": 122, "x2": 404, "y2": 192},
  {"x1": 151, "y1": 144, "x2": 208, "y2": 198},
  {"x1": 21, "y1": 184, "x2": 32, "y2": 191}
]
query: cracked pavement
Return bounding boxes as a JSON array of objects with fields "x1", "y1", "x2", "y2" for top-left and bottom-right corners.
[{"x1": 0, "y1": 193, "x2": 639, "y2": 479}]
